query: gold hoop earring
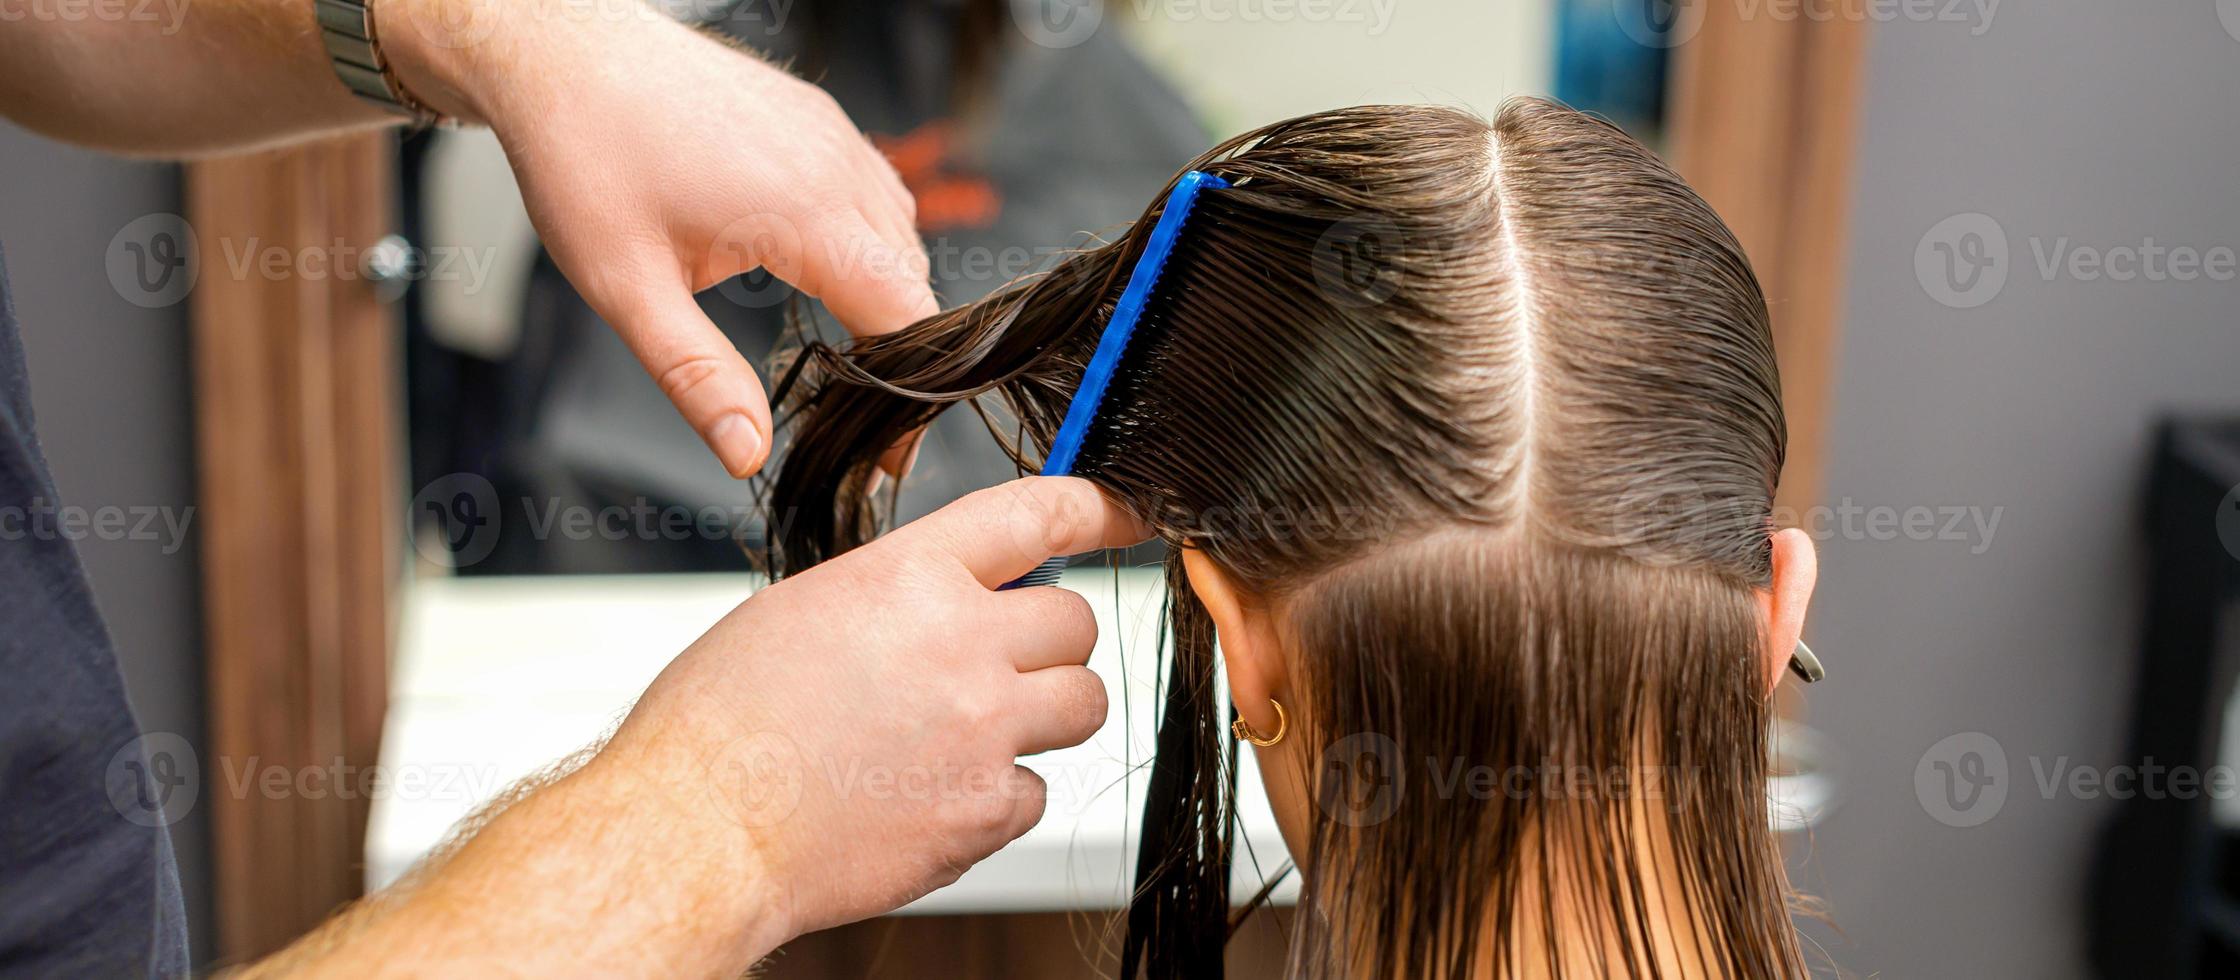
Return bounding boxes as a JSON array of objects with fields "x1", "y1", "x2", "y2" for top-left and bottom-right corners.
[{"x1": 1232, "y1": 698, "x2": 1288, "y2": 747}]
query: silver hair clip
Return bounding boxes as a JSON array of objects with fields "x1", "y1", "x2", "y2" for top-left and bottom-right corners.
[{"x1": 1788, "y1": 640, "x2": 1825, "y2": 683}]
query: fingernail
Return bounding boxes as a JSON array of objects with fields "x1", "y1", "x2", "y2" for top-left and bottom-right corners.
[
  {"x1": 880, "y1": 431, "x2": 924, "y2": 480},
  {"x1": 711, "y1": 413, "x2": 763, "y2": 477},
  {"x1": 899, "y1": 436, "x2": 923, "y2": 478}
]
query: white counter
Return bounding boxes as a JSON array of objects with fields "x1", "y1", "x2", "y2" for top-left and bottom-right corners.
[{"x1": 366, "y1": 567, "x2": 1300, "y2": 913}]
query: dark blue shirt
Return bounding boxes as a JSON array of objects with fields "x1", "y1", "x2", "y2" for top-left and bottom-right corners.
[{"x1": 0, "y1": 243, "x2": 190, "y2": 977}]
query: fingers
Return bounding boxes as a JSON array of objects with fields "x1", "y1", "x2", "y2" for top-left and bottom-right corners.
[
  {"x1": 994, "y1": 586, "x2": 1099, "y2": 671},
  {"x1": 859, "y1": 137, "x2": 918, "y2": 230},
  {"x1": 607, "y1": 285, "x2": 772, "y2": 478},
  {"x1": 996, "y1": 765, "x2": 1050, "y2": 842},
  {"x1": 793, "y1": 210, "x2": 940, "y2": 339},
  {"x1": 1010, "y1": 665, "x2": 1109, "y2": 756},
  {"x1": 858, "y1": 186, "x2": 924, "y2": 277},
  {"x1": 893, "y1": 477, "x2": 1155, "y2": 590}
]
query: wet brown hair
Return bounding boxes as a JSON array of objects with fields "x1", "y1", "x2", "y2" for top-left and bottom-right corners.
[{"x1": 764, "y1": 98, "x2": 1804, "y2": 978}]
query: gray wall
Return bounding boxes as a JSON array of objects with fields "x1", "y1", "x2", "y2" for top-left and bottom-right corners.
[
  {"x1": 1801, "y1": 1, "x2": 2240, "y2": 976},
  {"x1": 0, "y1": 123, "x2": 213, "y2": 962}
]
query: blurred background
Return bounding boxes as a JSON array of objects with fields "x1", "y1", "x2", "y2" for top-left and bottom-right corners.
[{"x1": 5, "y1": 0, "x2": 2239, "y2": 975}]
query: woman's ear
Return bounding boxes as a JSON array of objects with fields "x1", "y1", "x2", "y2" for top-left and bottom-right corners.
[
  {"x1": 1757, "y1": 527, "x2": 1820, "y2": 697},
  {"x1": 1180, "y1": 548, "x2": 1288, "y2": 736}
]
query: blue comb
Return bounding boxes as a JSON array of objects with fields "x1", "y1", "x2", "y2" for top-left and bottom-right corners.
[{"x1": 1001, "y1": 169, "x2": 1229, "y2": 590}]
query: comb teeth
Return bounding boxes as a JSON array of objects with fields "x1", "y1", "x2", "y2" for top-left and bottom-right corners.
[
  {"x1": 1008, "y1": 556, "x2": 1070, "y2": 590},
  {"x1": 1035, "y1": 169, "x2": 1229, "y2": 480},
  {"x1": 997, "y1": 169, "x2": 1229, "y2": 592}
]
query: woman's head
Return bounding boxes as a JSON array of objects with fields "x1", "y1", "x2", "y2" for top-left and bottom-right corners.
[{"x1": 767, "y1": 98, "x2": 1815, "y2": 977}]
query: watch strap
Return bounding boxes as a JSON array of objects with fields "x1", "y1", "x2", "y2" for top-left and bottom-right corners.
[{"x1": 316, "y1": 0, "x2": 442, "y2": 126}]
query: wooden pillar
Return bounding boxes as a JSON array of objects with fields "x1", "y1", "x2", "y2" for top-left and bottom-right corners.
[
  {"x1": 1665, "y1": 7, "x2": 1872, "y2": 512},
  {"x1": 187, "y1": 132, "x2": 400, "y2": 962}
]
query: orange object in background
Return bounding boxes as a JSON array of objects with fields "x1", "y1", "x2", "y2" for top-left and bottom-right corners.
[{"x1": 874, "y1": 122, "x2": 1002, "y2": 233}]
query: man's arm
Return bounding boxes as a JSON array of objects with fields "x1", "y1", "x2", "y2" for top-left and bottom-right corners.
[
  {"x1": 0, "y1": 0, "x2": 936, "y2": 478},
  {"x1": 241, "y1": 478, "x2": 1146, "y2": 975},
  {"x1": 0, "y1": 0, "x2": 388, "y2": 154},
  {"x1": 237, "y1": 751, "x2": 791, "y2": 977}
]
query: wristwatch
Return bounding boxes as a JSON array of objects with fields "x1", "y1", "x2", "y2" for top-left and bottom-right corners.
[{"x1": 315, "y1": 0, "x2": 443, "y2": 127}]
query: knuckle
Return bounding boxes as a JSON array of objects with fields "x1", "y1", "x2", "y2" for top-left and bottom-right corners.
[
  {"x1": 927, "y1": 853, "x2": 969, "y2": 892},
  {"x1": 908, "y1": 580, "x2": 977, "y2": 632},
  {"x1": 948, "y1": 485, "x2": 1019, "y2": 540},
  {"x1": 969, "y1": 796, "x2": 1016, "y2": 838},
  {"x1": 954, "y1": 689, "x2": 1001, "y2": 732},
  {"x1": 804, "y1": 194, "x2": 857, "y2": 230},
  {"x1": 844, "y1": 546, "x2": 926, "y2": 596},
  {"x1": 653, "y1": 354, "x2": 732, "y2": 403}
]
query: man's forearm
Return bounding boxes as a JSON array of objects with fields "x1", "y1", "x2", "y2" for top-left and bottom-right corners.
[
  {"x1": 0, "y1": 0, "x2": 566, "y2": 156},
  {"x1": 244, "y1": 744, "x2": 788, "y2": 977},
  {"x1": 0, "y1": 0, "x2": 385, "y2": 154}
]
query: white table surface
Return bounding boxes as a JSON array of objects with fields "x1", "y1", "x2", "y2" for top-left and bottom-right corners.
[
  {"x1": 368, "y1": 568, "x2": 1836, "y2": 912},
  {"x1": 366, "y1": 567, "x2": 1301, "y2": 913}
]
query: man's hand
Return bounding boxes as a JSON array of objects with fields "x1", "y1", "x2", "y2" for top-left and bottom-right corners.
[
  {"x1": 248, "y1": 479, "x2": 1148, "y2": 976},
  {"x1": 385, "y1": 2, "x2": 939, "y2": 477},
  {"x1": 0, "y1": 0, "x2": 937, "y2": 479},
  {"x1": 599, "y1": 476, "x2": 1148, "y2": 939}
]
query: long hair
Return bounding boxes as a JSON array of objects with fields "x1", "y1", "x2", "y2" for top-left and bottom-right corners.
[{"x1": 763, "y1": 98, "x2": 1804, "y2": 978}]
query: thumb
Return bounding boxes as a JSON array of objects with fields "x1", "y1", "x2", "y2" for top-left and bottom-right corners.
[{"x1": 892, "y1": 477, "x2": 1154, "y2": 590}]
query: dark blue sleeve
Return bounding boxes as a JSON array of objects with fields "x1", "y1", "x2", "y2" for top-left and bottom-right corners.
[{"x1": 0, "y1": 244, "x2": 190, "y2": 978}]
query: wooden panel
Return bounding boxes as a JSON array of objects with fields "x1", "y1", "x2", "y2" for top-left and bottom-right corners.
[
  {"x1": 1666, "y1": 10, "x2": 1871, "y2": 512},
  {"x1": 762, "y1": 909, "x2": 1293, "y2": 979},
  {"x1": 188, "y1": 133, "x2": 400, "y2": 962}
]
